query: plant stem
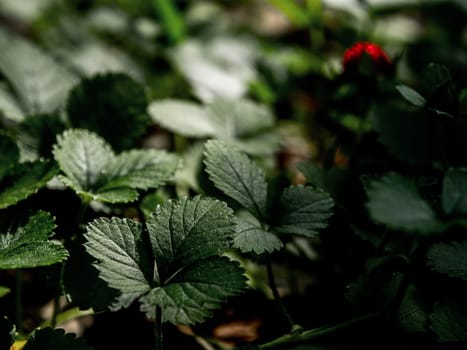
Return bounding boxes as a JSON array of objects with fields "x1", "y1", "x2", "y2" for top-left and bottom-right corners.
[
  {"x1": 51, "y1": 263, "x2": 66, "y2": 328},
  {"x1": 257, "y1": 312, "x2": 379, "y2": 350},
  {"x1": 154, "y1": 306, "x2": 163, "y2": 350},
  {"x1": 152, "y1": 0, "x2": 185, "y2": 45},
  {"x1": 266, "y1": 256, "x2": 294, "y2": 329},
  {"x1": 40, "y1": 307, "x2": 95, "y2": 329},
  {"x1": 15, "y1": 270, "x2": 22, "y2": 333}
]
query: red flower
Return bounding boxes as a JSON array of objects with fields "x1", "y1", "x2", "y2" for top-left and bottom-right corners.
[{"x1": 343, "y1": 42, "x2": 392, "y2": 76}]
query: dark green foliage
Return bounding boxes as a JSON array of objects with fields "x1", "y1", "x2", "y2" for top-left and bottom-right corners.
[
  {"x1": 66, "y1": 73, "x2": 150, "y2": 151},
  {"x1": 0, "y1": 317, "x2": 15, "y2": 349}
]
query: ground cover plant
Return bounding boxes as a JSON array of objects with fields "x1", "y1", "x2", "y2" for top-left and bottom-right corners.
[{"x1": 0, "y1": 0, "x2": 466, "y2": 349}]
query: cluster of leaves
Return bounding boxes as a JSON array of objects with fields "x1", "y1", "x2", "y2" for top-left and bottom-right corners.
[{"x1": 0, "y1": 0, "x2": 467, "y2": 349}]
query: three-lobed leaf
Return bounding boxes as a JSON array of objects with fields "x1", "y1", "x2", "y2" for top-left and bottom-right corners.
[
  {"x1": 204, "y1": 139, "x2": 267, "y2": 220},
  {"x1": 53, "y1": 129, "x2": 179, "y2": 203},
  {"x1": 84, "y1": 196, "x2": 246, "y2": 324}
]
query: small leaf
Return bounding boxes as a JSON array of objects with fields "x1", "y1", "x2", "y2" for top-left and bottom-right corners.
[
  {"x1": 148, "y1": 99, "x2": 217, "y2": 137},
  {"x1": 0, "y1": 211, "x2": 68, "y2": 269},
  {"x1": 431, "y1": 299, "x2": 467, "y2": 342},
  {"x1": 426, "y1": 241, "x2": 467, "y2": 281},
  {"x1": 0, "y1": 286, "x2": 10, "y2": 297},
  {"x1": 0, "y1": 160, "x2": 59, "y2": 210},
  {"x1": 140, "y1": 256, "x2": 246, "y2": 324},
  {"x1": 84, "y1": 217, "x2": 152, "y2": 310},
  {"x1": 422, "y1": 63, "x2": 451, "y2": 96},
  {"x1": 442, "y1": 168, "x2": 467, "y2": 216},
  {"x1": 234, "y1": 219, "x2": 283, "y2": 254},
  {"x1": 396, "y1": 84, "x2": 426, "y2": 107},
  {"x1": 146, "y1": 196, "x2": 235, "y2": 279},
  {"x1": 204, "y1": 140, "x2": 267, "y2": 219},
  {"x1": 366, "y1": 173, "x2": 443, "y2": 234},
  {"x1": 66, "y1": 73, "x2": 150, "y2": 151},
  {"x1": 273, "y1": 186, "x2": 334, "y2": 238},
  {"x1": 54, "y1": 129, "x2": 179, "y2": 203},
  {"x1": 398, "y1": 284, "x2": 430, "y2": 333},
  {"x1": 23, "y1": 328, "x2": 93, "y2": 350}
]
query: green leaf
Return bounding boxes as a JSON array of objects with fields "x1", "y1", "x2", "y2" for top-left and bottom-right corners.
[
  {"x1": 234, "y1": 219, "x2": 283, "y2": 254},
  {"x1": 273, "y1": 186, "x2": 334, "y2": 238},
  {"x1": 0, "y1": 132, "x2": 19, "y2": 182},
  {"x1": 140, "y1": 256, "x2": 246, "y2": 324},
  {"x1": 396, "y1": 84, "x2": 426, "y2": 107},
  {"x1": 17, "y1": 114, "x2": 67, "y2": 160},
  {"x1": 53, "y1": 129, "x2": 179, "y2": 203},
  {"x1": 84, "y1": 217, "x2": 152, "y2": 309},
  {"x1": 398, "y1": 284, "x2": 430, "y2": 333},
  {"x1": 204, "y1": 140, "x2": 267, "y2": 220},
  {"x1": 206, "y1": 97, "x2": 275, "y2": 138},
  {"x1": 0, "y1": 286, "x2": 10, "y2": 297},
  {"x1": 365, "y1": 173, "x2": 443, "y2": 234},
  {"x1": 426, "y1": 241, "x2": 467, "y2": 281},
  {"x1": 101, "y1": 149, "x2": 179, "y2": 191},
  {"x1": 148, "y1": 99, "x2": 217, "y2": 137},
  {"x1": 0, "y1": 160, "x2": 58, "y2": 210},
  {"x1": 66, "y1": 73, "x2": 150, "y2": 151},
  {"x1": 0, "y1": 317, "x2": 15, "y2": 349},
  {"x1": 147, "y1": 196, "x2": 236, "y2": 279},
  {"x1": 422, "y1": 63, "x2": 451, "y2": 96},
  {"x1": 0, "y1": 84, "x2": 25, "y2": 122},
  {"x1": 431, "y1": 299, "x2": 467, "y2": 342},
  {"x1": 442, "y1": 168, "x2": 467, "y2": 216},
  {"x1": 23, "y1": 328, "x2": 93, "y2": 350},
  {"x1": 0, "y1": 211, "x2": 68, "y2": 269},
  {"x1": 0, "y1": 28, "x2": 77, "y2": 115},
  {"x1": 370, "y1": 104, "x2": 434, "y2": 165},
  {"x1": 63, "y1": 235, "x2": 120, "y2": 312}
]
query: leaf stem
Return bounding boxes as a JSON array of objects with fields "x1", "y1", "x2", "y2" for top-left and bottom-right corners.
[
  {"x1": 155, "y1": 306, "x2": 163, "y2": 350},
  {"x1": 257, "y1": 312, "x2": 379, "y2": 350},
  {"x1": 152, "y1": 0, "x2": 185, "y2": 45},
  {"x1": 15, "y1": 270, "x2": 22, "y2": 333},
  {"x1": 51, "y1": 263, "x2": 66, "y2": 328},
  {"x1": 266, "y1": 257, "x2": 294, "y2": 329},
  {"x1": 40, "y1": 307, "x2": 95, "y2": 329}
]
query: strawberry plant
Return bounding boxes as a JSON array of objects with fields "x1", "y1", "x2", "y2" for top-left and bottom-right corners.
[{"x1": 1, "y1": 1, "x2": 467, "y2": 349}]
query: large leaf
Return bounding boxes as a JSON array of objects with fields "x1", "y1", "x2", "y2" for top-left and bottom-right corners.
[
  {"x1": 365, "y1": 173, "x2": 444, "y2": 234},
  {"x1": 148, "y1": 99, "x2": 217, "y2": 137},
  {"x1": 146, "y1": 196, "x2": 236, "y2": 279},
  {"x1": 84, "y1": 217, "x2": 152, "y2": 309},
  {"x1": 0, "y1": 84, "x2": 25, "y2": 122},
  {"x1": 426, "y1": 241, "x2": 467, "y2": 281},
  {"x1": 0, "y1": 160, "x2": 58, "y2": 210},
  {"x1": 273, "y1": 186, "x2": 334, "y2": 238},
  {"x1": 234, "y1": 219, "x2": 283, "y2": 254},
  {"x1": 140, "y1": 256, "x2": 246, "y2": 324},
  {"x1": 430, "y1": 299, "x2": 467, "y2": 342},
  {"x1": 0, "y1": 211, "x2": 68, "y2": 269},
  {"x1": 23, "y1": 328, "x2": 93, "y2": 350},
  {"x1": 66, "y1": 73, "x2": 150, "y2": 151},
  {"x1": 204, "y1": 140, "x2": 267, "y2": 220},
  {"x1": 53, "y1": 129, "x2": 179, "y2": 203},
  {"x1": 442, "y1": 168, "x2": 467, "y2": 216},
  {"x1": 0, "y1": 27, "x2": 77, "y2": 115}
]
